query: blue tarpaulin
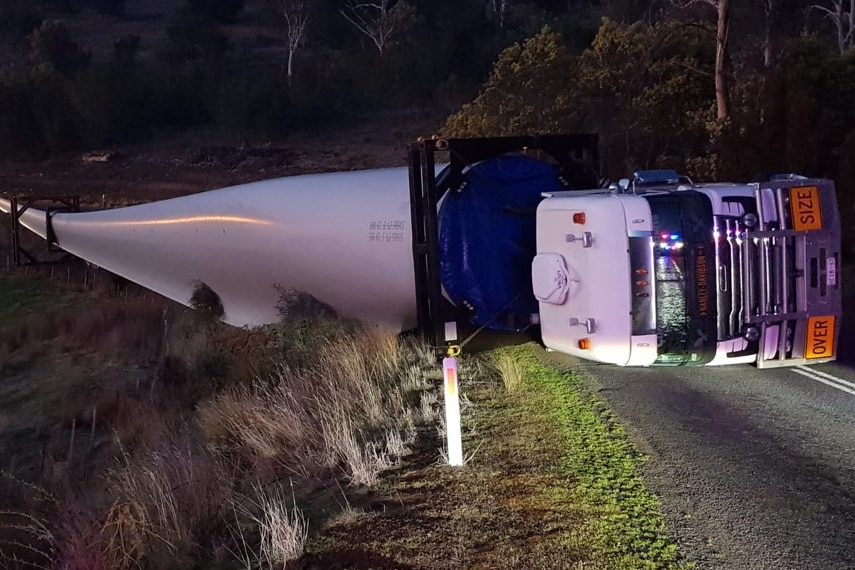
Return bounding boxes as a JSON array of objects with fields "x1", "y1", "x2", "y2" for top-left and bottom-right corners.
[{"x1": 438, "y1": 154, "x2": 565, "y2": 331}]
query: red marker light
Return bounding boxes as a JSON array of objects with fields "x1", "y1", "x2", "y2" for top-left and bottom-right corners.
[
  {"x1": 636, "y1": 280, "x2": 649, "y2": 286},
  {"x1": 635, "y1": 268, "x2": 649, "y2": 275},
  {"x1": 577, "y1": 338, "x2": 592, "y2": 350},
  {"x1": 573, "y1": 212, "x2": 586, "y2": 224}
]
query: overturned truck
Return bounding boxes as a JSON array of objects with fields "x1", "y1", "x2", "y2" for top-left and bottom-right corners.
[{"x1": 0, "y1": 135, "x2": 842, "y2": 367}]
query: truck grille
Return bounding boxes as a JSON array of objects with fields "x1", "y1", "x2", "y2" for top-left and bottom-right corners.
[{"x1": 713, "y1": 181, "x2": 841, "y2": 368}]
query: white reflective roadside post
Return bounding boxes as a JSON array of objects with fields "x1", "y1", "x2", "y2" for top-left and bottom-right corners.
[{"x1": 443, "y1": 356, "x2": 463, "y2": 466}]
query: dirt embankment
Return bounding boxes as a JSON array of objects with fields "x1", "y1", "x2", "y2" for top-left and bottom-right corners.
[{"x1": 0, "y1": 110, "x2": 445, "y2": 206}]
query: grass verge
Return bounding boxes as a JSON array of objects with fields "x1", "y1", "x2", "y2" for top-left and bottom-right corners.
[
  {"x1": 303, "y1": 343, "x2": 690, "y2": 569},
  {"x1": 510, "y1": 344, "x2": 687, "y2": 569}
]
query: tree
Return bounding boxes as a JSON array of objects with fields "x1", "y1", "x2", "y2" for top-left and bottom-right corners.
[
  {"x1": 274, "y1": 0, "x2": 312, "y2": 84},
  {"x1": 487, "y1": 0, "x2": 510, "y2": 28},
  {"x1": 27, "y1": 20, "x2": 91, "y2": 78},
  {"x1": 763, "y1": 0, "x2": 775, "y2": 66},
  {"x1": 341, "y1": 0, "x2": 395, "y2": 54},
  {"x1": 443, "y1": 27, "x2": 580, "y2": 136},
  {"x1": 811, "y1": 0, "x2": 854, "y2": 53},
  {"x1": 578, "y1": 19, "x2": 714, "y2": 173},
  {"x1": 677, "y1": 0, "x2": 731, "y2": 118}
]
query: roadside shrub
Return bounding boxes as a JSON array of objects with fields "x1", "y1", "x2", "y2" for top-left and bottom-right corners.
[
  {"x1": 215, "y1": 75, "x2": 292, "y2": 135},
  {"x1": 444, "y1": 20, "x2": 714, "y2": 176},
  {"x1": 27, "y1": 20, "x2": 91, "y2": 78},
  {"x1": 273, "y1": 288, "x2": 347, "y2": 365},
  {"x1": 70, "y1": 65, "x2": 149, "y2": 145},
  {"x1": 147, "y1": 70, "x2": 211, "y2": 126},
  {"x1": 443, "y1": 26, "x2": 579, "y2": 138},
  {"x1": 0, "y1": 65, "x2": 80, "y2": 156},
  {"x1": 189, "y1": 281, "x2": 225, "y2": 320}
]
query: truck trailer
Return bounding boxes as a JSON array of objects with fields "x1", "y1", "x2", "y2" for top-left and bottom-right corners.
[{"x1": 0, "y1": 135, "x2": 842, "y2": 367}]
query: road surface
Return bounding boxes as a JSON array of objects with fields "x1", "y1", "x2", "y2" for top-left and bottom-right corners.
[{"x1": 548, "y1": 326, "x2": 855, "y2": 569}]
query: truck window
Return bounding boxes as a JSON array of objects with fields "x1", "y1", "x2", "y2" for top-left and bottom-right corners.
[{"x1": 645, "y1": 192, "x2": 718, "y2": 365}]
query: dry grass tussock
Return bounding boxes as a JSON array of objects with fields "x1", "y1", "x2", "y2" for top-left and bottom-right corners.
[
  {"x1": 1, "y1": 285, "x2": 440, "y2": 569},
  {"x1": 493, "y1": 351, "x2": 525, "y2": 393},
  {"x1": 229, "y1": 481, "x2": 309, "y2": 568},
  {"x1": 101, "y1": 433, "x2": 232, "y2": 569},
  {"x1": 199, "y1": 321, "x2": 434, "y2": 483}
]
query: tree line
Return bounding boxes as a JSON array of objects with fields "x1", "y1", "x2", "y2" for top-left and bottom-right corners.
[{"x1": 0, "y1": 0, "x2": 854, "y2": 217}]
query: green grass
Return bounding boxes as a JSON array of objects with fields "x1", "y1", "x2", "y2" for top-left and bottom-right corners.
[
  {"x1": 504, "y1": 343, "x2": 689, "y2": 569},
  {"x1": 304, "y1": 344, "x2": 692, "y2": 569},
  {"x1": 0, "y1": 275, "x2": 71, "y2": 326}
]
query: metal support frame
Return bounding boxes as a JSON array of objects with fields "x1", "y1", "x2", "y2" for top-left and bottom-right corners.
[
  {"x1": 408, "y1": 139, "x2": 446, "y2": 348},
  {"x1": 9, "y1": 195, "x2": 80, "y2": 266},
  {"x1": 407, "y1": 134, "x2": 599, "y2": 351}
]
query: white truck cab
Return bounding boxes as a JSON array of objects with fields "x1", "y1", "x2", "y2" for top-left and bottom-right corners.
[{"x1": 533, "y1": 170, "x2": 842, "y2": 367}]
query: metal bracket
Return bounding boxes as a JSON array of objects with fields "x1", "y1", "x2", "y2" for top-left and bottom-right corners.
[
  {"x1": 565, "y1": 232, "x2": 593, "y2": 247},
  {"x1": 569, "y1": 317, "x2": 597, "y2": 334},
  {"x1": 9, "y1": 195, "x2": 80, "y2": 266}
]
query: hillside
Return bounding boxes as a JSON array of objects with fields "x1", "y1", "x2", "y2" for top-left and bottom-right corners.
[{"x1": 0, "y1": 0, "x2": 285, "y2": 67}]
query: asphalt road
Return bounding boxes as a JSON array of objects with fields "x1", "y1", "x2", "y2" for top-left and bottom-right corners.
[{"x1": 548, "y1": 328, "x2": 855, "y2": 570}]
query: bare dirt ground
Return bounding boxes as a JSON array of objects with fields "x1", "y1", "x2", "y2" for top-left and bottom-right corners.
[{"x1": 0, "y1": 109, "x2": 445, "y2": 207}]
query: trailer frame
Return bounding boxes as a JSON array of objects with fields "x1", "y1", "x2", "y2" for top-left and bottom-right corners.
[
  {"x1": 9, "y1": 195, "x2": 80, "y2": 266},
  {"x1": 407, "y1": 134, "x2": 600, "y2": 351}
]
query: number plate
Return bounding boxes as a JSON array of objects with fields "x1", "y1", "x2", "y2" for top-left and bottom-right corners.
[
  {"x1": 790, "y1": 186, "x2": 823, "y2": 231},
  {"x1": 805, "y1": 315, "x2": 836, "y2": 359},
  {"x1": 827, "y1": 256, "x2": 837, "y2": 287}
]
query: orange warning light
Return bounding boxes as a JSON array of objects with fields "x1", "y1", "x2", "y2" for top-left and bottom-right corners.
[
  {"x1": 573, "y1": 212, "x2": 586, "y2": 224},
  {"x1": 577, "y1": 338, "x2": 592, "y2": 350}
]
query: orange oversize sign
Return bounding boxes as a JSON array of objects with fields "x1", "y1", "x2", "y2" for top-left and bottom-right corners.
[
  {"x1": 790, "y1": 186, "x2": 823, "y2": 232},
  {"x1": 805, "y1": 315, "x2": 836, "y2": 359}
]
